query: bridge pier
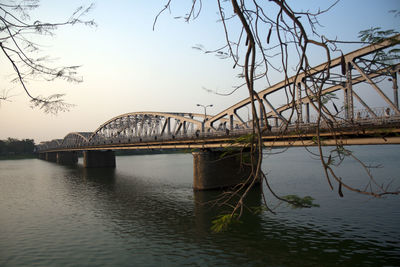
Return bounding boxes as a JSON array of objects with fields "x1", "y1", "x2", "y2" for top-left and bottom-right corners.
[
  {"x1": 192, "y1": 149, "x2": 260, "y2": 190},
  {"x1": 83, "y1": 150, "x2": 116, "y2": 168},
  {"x1": 56, "y1": 151, "x2": 78, "y2": 165},
  {"x1": 45, "y1": 152, "x2": 57, "y2": 162}
]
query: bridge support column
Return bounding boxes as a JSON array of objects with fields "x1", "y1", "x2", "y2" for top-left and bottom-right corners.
[
  {"x1": 392, "y1": 71, "x2": 398, "y2": 109},
  {"x1": 296, "y1": 83, "x2": 303, "y2": 123},
  {"x1": 305, "y1": 103, "x2": 310, "y2": 123},
  {"x1": 56, "y1": 151, "x2": 78, "y2": 165},
  {"x1": 192, "y1": 149, "x2": 260, "y2": 190},
  {"x1": 345, "y1": 63, "x2": 354, "y2": 120},
  {"x1": 45, "y1": 152, "x2": 57, "y2": 162},
  {"x1": 83, "y1": 150, "x2": 116, "y2": 168},
  {"x1": 38, "y1": 153, "x2": 46, "y2": 160}
]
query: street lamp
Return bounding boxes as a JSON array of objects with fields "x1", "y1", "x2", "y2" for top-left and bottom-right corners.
[
  {"x1": 197, "y1": 104, "x2": 213, "y2": 132},
  {"x1": 196, "y1": 104, "x2": 213, "y2": 122}
]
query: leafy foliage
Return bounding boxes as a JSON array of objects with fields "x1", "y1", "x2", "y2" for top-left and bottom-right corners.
[
  {"x1": 321, "y1": 92, "x2": 338, "y2": 105},
  {"x1": 220, "y1": 133, "x2": 256, "y2": 159},
  {"x1": 358, "y1": 27, "x2": 400, "y2": 64},
  {"x1": 251, "y1": 205, "x2": 268, "y2": 215},
  {"x1": 231, "y1": 133, "x2": 256, "y2": 145},
  {"x1": 359, "y1": 27, "x2": 399, "y2": 44},
  {"x1": 0, "y1": 138, "x2": 35, "y2": 155},
  {"x1": 282, "y1": 195, "x2": 320, "y2": 209},
  {"x1": 29, "y1": 94, "x2": 75, "y2": 115},
  {"x1": 211, "y1": 213, "x2": 241, "y2": 233}
]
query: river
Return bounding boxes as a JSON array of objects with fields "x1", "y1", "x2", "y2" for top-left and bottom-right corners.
[{"x1": 0, "y1": 145, "x2": 399, "y2": 266}]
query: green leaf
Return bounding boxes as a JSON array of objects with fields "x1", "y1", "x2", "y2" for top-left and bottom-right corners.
[
  {"x1": 358, "y1": 27, "x2": 400, "y2": 64},
  {"x1": 211, "y1": 213, "x2": 241, "y2": 233},
  {"x1": 282, "y1": 195, "x2": 320, "y2": 209},
  {"x1": 251, "y1": 206, "x2": 268, "y2": 214}
]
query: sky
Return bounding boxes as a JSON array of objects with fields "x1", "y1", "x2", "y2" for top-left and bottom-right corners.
[{"x1": 0, "y1": 0, "x2": 399, "y2": 143}]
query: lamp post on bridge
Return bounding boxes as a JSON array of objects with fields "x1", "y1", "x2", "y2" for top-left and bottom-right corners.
[{"x1": 197, "y1": 104, "x2": 213, "y2": 132}]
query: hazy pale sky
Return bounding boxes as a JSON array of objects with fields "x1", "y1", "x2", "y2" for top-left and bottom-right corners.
[{"x1": 0, "y1": 0, "x2": 399, "y2": 142}]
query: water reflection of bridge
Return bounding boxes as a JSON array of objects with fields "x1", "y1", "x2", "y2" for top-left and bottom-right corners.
[
  {"x1": 58, "y1": 161, "x2": 399, "y2": 266},
  {"x1": 37, "y1": 36, "x2": 400, "y2": 189}
]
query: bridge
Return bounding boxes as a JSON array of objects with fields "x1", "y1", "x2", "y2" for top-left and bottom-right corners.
[{"x1": 37, "y1": 35, "x2": 400, "y2": 190}]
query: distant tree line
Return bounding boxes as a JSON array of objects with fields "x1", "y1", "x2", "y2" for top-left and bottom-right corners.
[{"x1": 0, "y1": 138, "x2": 35, "y2": 156}]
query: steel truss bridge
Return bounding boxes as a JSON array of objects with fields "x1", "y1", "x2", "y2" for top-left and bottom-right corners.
[{"x1": 37, "y1": 36, "x2": 400, "y2": 153}]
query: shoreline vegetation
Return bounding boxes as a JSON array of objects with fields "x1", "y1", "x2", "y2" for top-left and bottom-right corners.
[
  {"x1": 0, "y1": 138, "x2": 35, "y2": 160},
  {"x1": 0, "y1": 140, "x2": 189, "y2": 160},
  {"x1": 0, "y1": 154, "x2": 36, "y2": 160}
]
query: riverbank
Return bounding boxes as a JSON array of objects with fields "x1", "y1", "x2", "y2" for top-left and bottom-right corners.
[{"x1": 0, "y1": 154, "x2": 36, "y2": 160}]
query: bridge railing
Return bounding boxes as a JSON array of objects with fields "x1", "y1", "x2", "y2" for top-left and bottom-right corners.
[
  {"x1": 37, "y1": 108, "x2": 400, "y2": 152},
  {"x1": 89, "y1": 113, "x2": 400, "y2": 144}
]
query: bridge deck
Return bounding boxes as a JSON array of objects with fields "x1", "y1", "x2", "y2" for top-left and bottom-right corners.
[
  {"x1": 37, "y1": 36, "x2": 400, "y2": 153},
  {"x1": 40, "y1": 118, "x2": 400, "y2": 152}
]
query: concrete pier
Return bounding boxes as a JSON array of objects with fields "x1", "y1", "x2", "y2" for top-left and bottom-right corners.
[
  {"x1": 83, "y1": 150, "x2": 116, "y2": 168},
  {"x1": 56, "y1": 151, "x2": 78, "y2": 165},
  {"x1": 45, "y1": 152, "x2": 57, "y2": 162},
  {"x1": 192, "y1": 149, "x2": 259, "y2": 190}
]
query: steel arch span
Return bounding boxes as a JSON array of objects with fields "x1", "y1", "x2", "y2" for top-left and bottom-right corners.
[
  {"x1": 37, "y1": 139, "x2": 63, "y2": 151},
  {"x1": 205, "y1": 35, "x2": 400, "y2": 131},
  {"x1": 61, "y1": 132, "x2": 92, "y2": 148},
  {"x1": 88, "y1": 111, "x2": 205, "y2": 145},
  {"x1": 35, "y1": 35, "x2": 400, "y2": 153}
]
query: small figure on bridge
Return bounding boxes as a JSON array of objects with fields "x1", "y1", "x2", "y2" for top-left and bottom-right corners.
[{"x1": 385, "y1": 108, "x2": 391, "y2": 117}]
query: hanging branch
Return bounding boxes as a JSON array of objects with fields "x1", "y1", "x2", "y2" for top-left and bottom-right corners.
[
  {"x1": 156, "y1": 0, "x2": 400, "y2": 231},
  {"x1": 0, "y1": 0, "x2": 95, "y2": 113}
]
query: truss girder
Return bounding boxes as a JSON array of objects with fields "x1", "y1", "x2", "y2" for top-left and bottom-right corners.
[
  {"x1": 38, "y1": 139, "x2": 63, "y2": 150},
  {"x1": 269, "y1": 65, "x2": 398, "y2": 119},
  {"x1": 61, "y1": 132, "x2": 92, "y2": 148},
  {"x1": 205, "y1": 34, "x2": 400, "y2": 129},
  {"x1": 37, "y1": 36, "x2": 400, "y2": 152},
  {"x1": 351, "y1": 61, "x2": 400, "y2": 114},
  {"x1": 88, "y1": 112, "x2": 203, "y2": 144}
]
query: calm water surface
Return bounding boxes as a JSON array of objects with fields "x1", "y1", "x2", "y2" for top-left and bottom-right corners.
[{"x1": 0, "y1": 145, "x2": 399, "y2": 266}]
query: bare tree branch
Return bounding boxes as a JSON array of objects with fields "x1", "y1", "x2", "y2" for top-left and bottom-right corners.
[
  {"x1": 156, "y1": 0, "x2": 400, "y2": 231},
  {"x1": 0, "y1": 0, "x2": 95, "y2": 113}
]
